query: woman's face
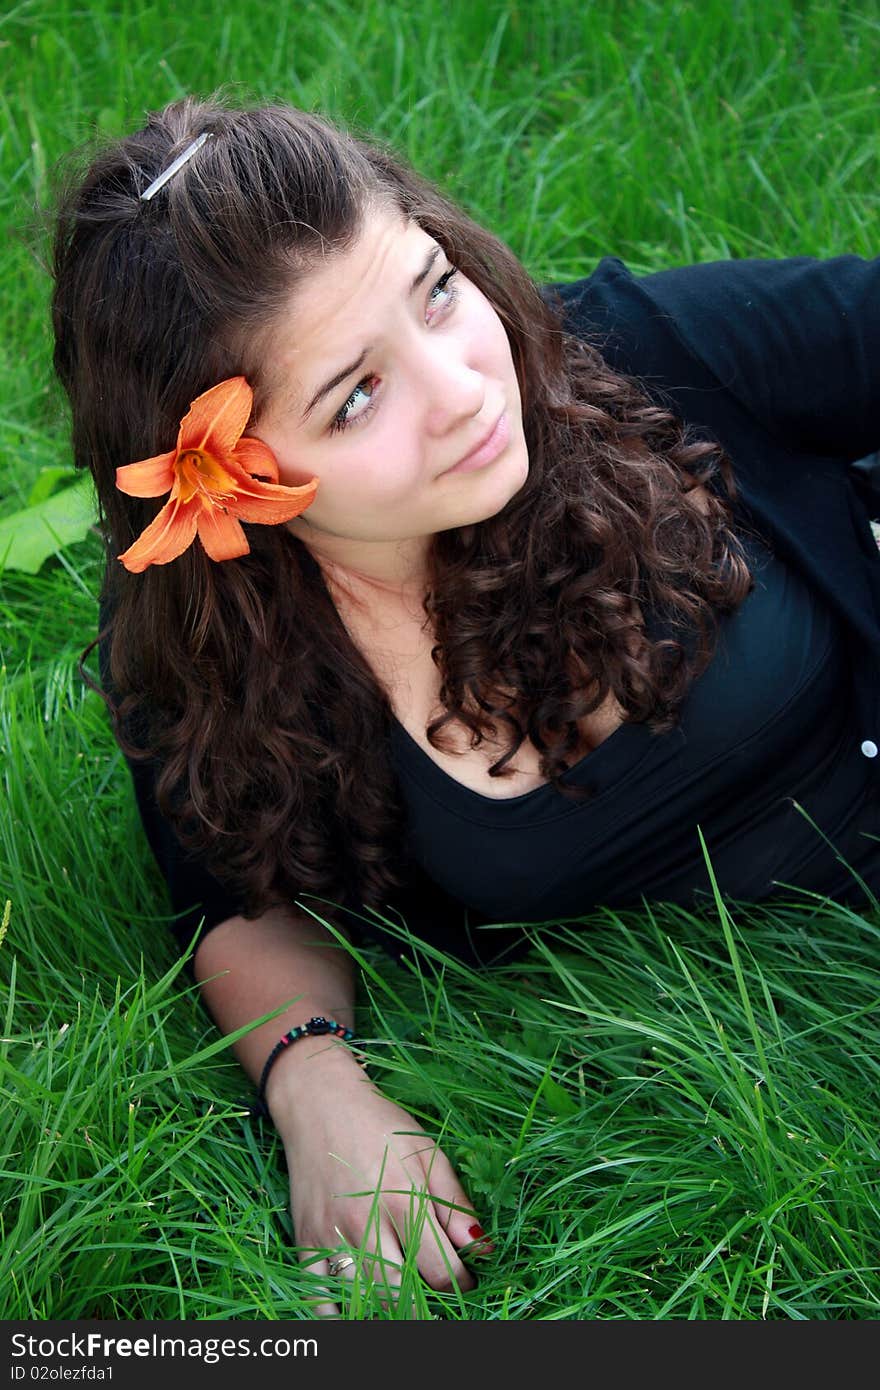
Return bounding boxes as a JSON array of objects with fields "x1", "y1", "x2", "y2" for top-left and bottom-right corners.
[{"x1": 254, "y1": 204, "x2": 530, "y2": 593}]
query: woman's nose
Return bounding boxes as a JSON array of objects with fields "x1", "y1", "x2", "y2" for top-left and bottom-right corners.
[{"x1": 418, "y1": 341, "x2": 485, "y2": 436}]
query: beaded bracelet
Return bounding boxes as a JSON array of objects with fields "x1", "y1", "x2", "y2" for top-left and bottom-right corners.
[{"x1": 250, "y1": 1016, "x2": 366, "y2": 1120}]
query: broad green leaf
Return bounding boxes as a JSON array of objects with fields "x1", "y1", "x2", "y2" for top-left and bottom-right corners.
[
  {"x1": 0, "y1": 473, "x2": 98, "y2": 574},
  {"x1": 27, "y1": 466, "x2": 79, "y2": 507}
]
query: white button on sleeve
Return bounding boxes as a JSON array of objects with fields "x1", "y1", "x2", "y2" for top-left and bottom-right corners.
[{"x1": 861, "y1": 740, "x2": 878, "y2": 758}]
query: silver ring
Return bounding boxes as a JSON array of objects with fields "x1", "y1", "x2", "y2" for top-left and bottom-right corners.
[{"x1": 328, "y1": 1254, "x2": 355, "y2": 1277}]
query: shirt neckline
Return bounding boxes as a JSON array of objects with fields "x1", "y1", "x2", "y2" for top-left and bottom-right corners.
[{"x1": 389, "y1": 712, "x2": 654, "y2": 821}]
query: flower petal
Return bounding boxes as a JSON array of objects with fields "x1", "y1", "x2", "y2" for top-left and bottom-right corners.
[
  {"x1": 182, "y1": 377, "x2": 253, "y2": 458},
  {"x1": 117, "y1": 496, "x2": 199, "y2": 572},
  {"x1": 228, "y1": 475, "x2": 319, "y2": 524},
  {"x1": 234, "y1": 435, "x2": 280, "y2": 482},
  {"x1": 196, "y1": 506, "x2": 251, "y2": 562},
  {"x1": 116, "y1": 450, "x2": 177, "y2": 498}
]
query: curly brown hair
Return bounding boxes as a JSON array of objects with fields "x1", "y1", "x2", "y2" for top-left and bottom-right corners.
[{"x1": 52, "y1": 95, "x2": 754, "y2": 923}]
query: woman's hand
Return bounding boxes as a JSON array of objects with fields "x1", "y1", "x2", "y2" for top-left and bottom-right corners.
[
  {"x1": 191, "y1": 909, "x2": 487, "y2": 1312},
  {"x1": 272, "y1": 1052, "x2": 489, "y2": 1316}
]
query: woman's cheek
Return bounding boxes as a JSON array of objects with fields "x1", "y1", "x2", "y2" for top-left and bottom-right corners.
[{"x1": 363, "y1": 422, "x2": 422, "y2": 497}]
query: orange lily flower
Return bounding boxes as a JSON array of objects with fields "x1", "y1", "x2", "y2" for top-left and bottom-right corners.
[{"x1": 115, "y1": 376, "x2": 318, "y2": 573}]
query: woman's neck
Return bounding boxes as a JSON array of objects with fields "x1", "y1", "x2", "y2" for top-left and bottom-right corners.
[{"x1": 291, "y1": 522, "x2": 431, "y2": 616}]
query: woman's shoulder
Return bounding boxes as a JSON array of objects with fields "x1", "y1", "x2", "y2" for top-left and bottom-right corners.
[
  {"x1": 537, "y1": 253, "x2": 703, "y2": 380},
  {"x1": 539, "y1": 251, "x2": 880, "y2": 454},
  {"x1": 539, "y1": 253, "x2": 781, "y2": 340},
  {"x1": 538, "y1": 254, "x2": 634, "y2": 323},
  {"x1": 541, "y1": 250, "x2": 880, "y2": 358}
]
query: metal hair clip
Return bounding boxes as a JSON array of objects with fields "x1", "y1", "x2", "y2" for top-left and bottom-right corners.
[{"x1": 139, "y1": 131, "x2": 213, "y2": 202}]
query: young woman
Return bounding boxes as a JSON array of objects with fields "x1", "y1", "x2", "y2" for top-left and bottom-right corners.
[{"x1": 52, "y1": 95, "x2": 880, "y2": 1310}]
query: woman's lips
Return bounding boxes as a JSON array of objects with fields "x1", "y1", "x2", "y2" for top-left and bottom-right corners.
[{"x1": 443, "y1": 411, "x2": 510, "y2": 475}]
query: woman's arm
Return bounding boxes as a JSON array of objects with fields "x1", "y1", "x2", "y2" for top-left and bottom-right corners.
[
  {"x1": 547, "y1": 253, "x2": 880, "y2": 465},
  {"x1": 193, "y1": 908, "x2": 486, "y2": 1312},
  {"x1": 193, "y1": 905, "x2": 359, "y2": 1104},
  {"x1": 634, "y1": 253, "x2": 880, "y2": 463}
]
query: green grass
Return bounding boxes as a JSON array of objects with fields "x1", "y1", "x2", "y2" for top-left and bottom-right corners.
[{"x1": 2, "y1": 0, "x2": 880, "y2": 1320}]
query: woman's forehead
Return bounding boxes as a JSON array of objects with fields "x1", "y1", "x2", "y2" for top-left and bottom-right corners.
[
  {"x1": 261, "y1": 211, "x2": 438, "y2": 422},
  {"x1": 294, "y1": 207, "x2": 427, "y2": 321}
]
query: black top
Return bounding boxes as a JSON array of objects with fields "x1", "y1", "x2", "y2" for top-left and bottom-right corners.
[
  {"x1": 391, "y1": 530, "x2": 880, "y2": 923},
  {"x1": 98, "y1": 252, "x2": 880, "y2": 968}
]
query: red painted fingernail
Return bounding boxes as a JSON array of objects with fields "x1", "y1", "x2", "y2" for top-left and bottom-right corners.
[{"x1": 468, "y1": 1223, "x2": 486, "y2": 1240}]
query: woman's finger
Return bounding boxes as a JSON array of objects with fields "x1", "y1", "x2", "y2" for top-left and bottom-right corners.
[
  {"x1": 420, "y1": 1145, "x2": 496, "y2": 1259},
  {"x1": 304, "y1": 1236, "x2": 406, "y2": 1315},
  {"x1": 297, "y1": 1247, "x2": 346, "y2": 1318},
  {"x1": 412, "y1": 1211, "x2": 478, "y2": 1293},
  {"x1": 355, "y1": 1228, "x2": 407, "y2": 1305},
  {"x1": 375, "y1": 1176, "x2": 478, "y2": 1293},
  {"x1": 371, "y1": 1137, "x2": 490, "y2": 1289}
]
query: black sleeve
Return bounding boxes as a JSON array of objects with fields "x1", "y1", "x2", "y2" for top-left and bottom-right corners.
[{"x1": 635, "y1": 254, "x2": 880, "y2": 463}]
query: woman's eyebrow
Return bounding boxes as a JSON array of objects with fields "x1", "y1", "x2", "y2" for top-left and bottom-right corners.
[{"x1": 300, "y1": 243, "x2": 443, "y2": 422}]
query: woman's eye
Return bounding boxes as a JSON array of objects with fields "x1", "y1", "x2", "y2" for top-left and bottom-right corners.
[
  {"x1": 329, "y1": 375, "x2": 379, "y2": 434},
  {"x1": 329, "y1": 265, "x2": 460, "y2": 436},
  {"x1": 429, "y1": 266, "x2": 459, "y2": 310}
]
